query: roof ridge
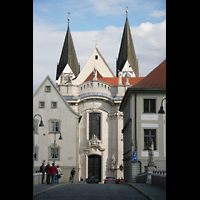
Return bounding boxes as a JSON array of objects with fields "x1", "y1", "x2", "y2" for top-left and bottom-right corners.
[{"x1": 95, "y1": 47, "x2": 115, "y2": 77}]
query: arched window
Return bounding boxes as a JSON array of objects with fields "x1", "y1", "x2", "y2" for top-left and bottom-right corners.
[{"x1": 89, "y1": 113, "x2": 101, "y2": 140}]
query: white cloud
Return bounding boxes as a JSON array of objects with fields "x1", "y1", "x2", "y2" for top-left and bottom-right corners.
[
  {"x1": 150, "y1": 10, "x2": 166, "y2": 18},
  {"x1": 33, "y1": 19, "x2": 166, "y2": 93}
]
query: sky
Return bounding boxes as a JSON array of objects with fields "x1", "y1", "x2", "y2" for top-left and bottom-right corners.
[{"x1": 33, "y1": 0, "x2": 166, "y2": 93}]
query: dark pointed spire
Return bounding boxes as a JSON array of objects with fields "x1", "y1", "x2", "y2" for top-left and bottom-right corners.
[
  {"x1": 56, "y1": 16, "x2": 80, "y2": 80},
  {"x1": 116, "y1": 11, "x2": 139, "y2": 77}
]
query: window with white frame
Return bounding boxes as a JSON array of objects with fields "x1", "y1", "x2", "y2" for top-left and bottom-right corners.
[
  {"x1": 39, "y1": 101, "x2": 45, "y2": 108},
  {"x1": 51, "y1": 102, "x2": 57, "y2": 108},
  {"x1": 51, "y1": 148, "x2": 59, "y2": 159},
  {"x1": 34, "y1": 146, "x2": 39, "y2": 160},
  {"x1": 144, "y1": 99, "x2": 156, "y2": 113},
  {"x1": 34, "y1": 147, "x2": 37, "y2": 159},
  {"x1": 51, "y1": 121, "x2": 60, "y2": 132},
  {"x1": 48, "y1": 143, "x2": 61, "y2": 161}
]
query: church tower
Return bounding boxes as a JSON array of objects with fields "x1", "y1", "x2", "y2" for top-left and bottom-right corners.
[
  {"x1": 56, "y1": 17, "x2": 80, "y2": 82},
  {"x1": 116, "y1": 9, "x2": 139, "y2": 77}
]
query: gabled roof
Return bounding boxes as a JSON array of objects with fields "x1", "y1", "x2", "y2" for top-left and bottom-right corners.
[
  {"x1": 119, "y1": 59, "x2": 166, "y2": 111},
  {"x1": 117, "y1": 17, "x2": 139, "y2": 77},
  {"x1": 95, "y1": 47, "x2": 115, "y2": 77},
  {"x1": 84, "y1": 69, "x2": 144, "y2": 86},
  {"x1": 130, "y1": 59, "x2": 166, "y2": 90},
  {"x1": 56, "y1": 24, "x2": 79, "y2": 80},
  {"x1": 84, "y1": 70, "x2": 103, "y2": 82},
  {"x1": 72, "y1": 47, "x2": 114, "y2": 85},
  {"x1": 33, "y1": 75, "x2": 81, "y2": 118}
]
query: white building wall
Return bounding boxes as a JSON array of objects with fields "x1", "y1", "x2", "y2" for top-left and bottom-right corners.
[{"x1": 33, "y1": 76, "x2": 80, "y2": 182}]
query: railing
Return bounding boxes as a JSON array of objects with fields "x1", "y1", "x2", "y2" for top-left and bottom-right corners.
[
  {"x1": 153, "y1": 170, "x2": 166, "y2": 175},
  {"x1": 33, "y1": 172, "x2": 64, "y2": 186},
  {"x1": 136, "y1": 170, "x2": 166, "y2": 189}
]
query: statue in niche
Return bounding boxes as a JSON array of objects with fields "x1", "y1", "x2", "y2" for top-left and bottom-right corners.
[
  {"x1": 118, "y1": 70, "x2": 122, "y2": 85},
  {"x1": 93, "y1": 68, "x2": 97, "y2": 80},
  {"x1": 60, "y1": 72, "x2": 65, "y2": 84},
  {"x1": 125, "y1": 71, "x2": 130, "y2": 85},
  {"x1": 91, "y1": 134, "x2": 98, "y2": 145},
  {"x1": 111, "y1": 155, "x2": 116, "y2": 169},
  {"x1": 68, "y1": 71, "x2": 73, "y2": 84},
  {"x1": 148, "y1": 138, "x2": 155, "y2": 166}
]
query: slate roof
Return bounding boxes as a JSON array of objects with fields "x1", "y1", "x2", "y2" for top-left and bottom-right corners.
[
  {"x1": 56, "y1": 25, "x2": 79, "y2": 80},
  {"x1": 130, "y1": 59, "x2": 166, "y2": 90},
  {"x1": 116, "y1": 17, "x2": 139, "y2": 77}
]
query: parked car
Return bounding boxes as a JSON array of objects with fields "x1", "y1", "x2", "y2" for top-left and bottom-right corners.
[
  {"x1": 104, "y1": 177, "x2": 116, "y2": 184},
  {"x1": 87, "y1": 176, "x2": 99, "y2": 184},
  {"x1": 115, "y1": 179, "x2": 121, "y2": 184}
]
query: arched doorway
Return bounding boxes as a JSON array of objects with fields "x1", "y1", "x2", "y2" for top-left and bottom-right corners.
[{"x1": 88, "y1": 155, "x2": 101, "y2": 181}]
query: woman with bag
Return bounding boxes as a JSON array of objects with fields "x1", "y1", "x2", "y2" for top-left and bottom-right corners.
[{"x1": 56, "y1": 165, "x2": 62, "y2": 183}]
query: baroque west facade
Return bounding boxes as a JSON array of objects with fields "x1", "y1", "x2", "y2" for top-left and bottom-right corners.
[{"x1": 33, "y1": 11, "x2": 165, "y2": 183}]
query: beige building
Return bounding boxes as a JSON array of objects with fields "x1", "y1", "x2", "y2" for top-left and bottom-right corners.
[
  {"x1": 119, "y1": 59, "x2": 166, "y2": 183},
  {"x1": 33, "y1": 75, "x2": 81, "y2": 182}
]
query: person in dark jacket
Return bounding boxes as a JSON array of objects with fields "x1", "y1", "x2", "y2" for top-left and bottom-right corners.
[
  {"x1": 40, "y1": 162, "x2": 45, "y2": 184},
  {"x1": 71, "y1": 167, "x2": 76, "y2": 183},
  {"x1": 45, "y1": 162, "x2": 51, "y2": 184}
]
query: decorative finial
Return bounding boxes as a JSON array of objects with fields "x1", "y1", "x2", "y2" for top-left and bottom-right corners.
[
  {"x1": 67, "y1": 12, "x2": 70, "y2": 21},
  {"x1": 67, "y1": 12, "x2": 70, "y2": 27},
  {"x1": 126, "y1": 6, "x2": 128, "y2": 18}
]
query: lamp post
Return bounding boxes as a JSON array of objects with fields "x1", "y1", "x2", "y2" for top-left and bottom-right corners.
[
  {"x1": 158, "y1": 98, "x2": 166, "y2": 114},
  {"x1": 33, "y1": 114, "x2": 44, "y2": 187},
  {"x1": 53, "y1": 131, "x2": 63, "y2": 165}
]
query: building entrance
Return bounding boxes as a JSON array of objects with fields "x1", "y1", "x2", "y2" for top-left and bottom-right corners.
[{"x1": 88, "y1": 155, "x2": 101, "y2": 181}]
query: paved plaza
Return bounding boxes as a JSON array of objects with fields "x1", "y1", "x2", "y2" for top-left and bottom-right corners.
[{"x1": 33, "y1": 183, "x2": 149, "y2": 200}]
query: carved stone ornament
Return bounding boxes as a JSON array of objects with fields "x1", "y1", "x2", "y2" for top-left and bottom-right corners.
[
  {"x1": 110, "y1": 155, "x2": 117, "y2": 170},
  {"x1": 84, "y1": 134, "x2": 105, "y2": 155},
  {"x1": 148, "y1": 138, "x2": 155, "y2": 167}
]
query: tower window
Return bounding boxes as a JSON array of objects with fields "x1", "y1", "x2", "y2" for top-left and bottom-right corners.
[{"x1": 95, "y1": 55, "x2": 98, "y2": 60}]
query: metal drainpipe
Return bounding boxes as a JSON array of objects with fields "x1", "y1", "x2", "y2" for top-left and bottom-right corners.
[{"x1": 135, "y1": 92, "x2": 138, "y2": 176}]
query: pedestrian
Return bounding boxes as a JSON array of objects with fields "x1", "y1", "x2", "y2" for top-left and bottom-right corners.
[
  {"x1": 71, "y1": 167, "x2": 76, "y2": 183},
  {"x1": 55, "y1": 164, "x2": 62, "y2": 183},
  {"x1": 40, "y1": 162, "x2": 45, "y2": 184},
  {"x1": 48, "y1": 163, "x2": 58, "y2": 185},
  {"x1": 45, "y1": 162, "x2": 51, "y2": 184}
]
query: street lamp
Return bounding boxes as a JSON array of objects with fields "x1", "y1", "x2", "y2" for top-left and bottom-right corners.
[
  {"x1": 33, "y1": 114, "x2": 44, "y2": 187},
  {"x1": 158, "y1": 98, "x2": 166, "y2": 114},
  {"x1": 53, "y1": 131, "x2": 63, "y2": 165}
]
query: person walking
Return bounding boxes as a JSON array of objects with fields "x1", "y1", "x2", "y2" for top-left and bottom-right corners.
[
  {"x1": 40, "y1": 162, "x2": 45, "y2": 184},
  {"x1": 48, "y1": 163, "x2": 58, "y2": 185},
  {"x1": 71, "y1": 167, "x2": 76, "y2": 183},
  {"x1": 45, "y1": 162, "x2": 51, "y2": 184}
]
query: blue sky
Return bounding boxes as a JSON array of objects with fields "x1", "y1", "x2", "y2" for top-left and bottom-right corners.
[{"x1": 33, "y1": 0, "x2": 166, "y2": 93}]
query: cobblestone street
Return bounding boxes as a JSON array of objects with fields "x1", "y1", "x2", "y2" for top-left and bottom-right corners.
[{"x1": 33, "y1": 183, "x2": 148, "y2": 200}]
